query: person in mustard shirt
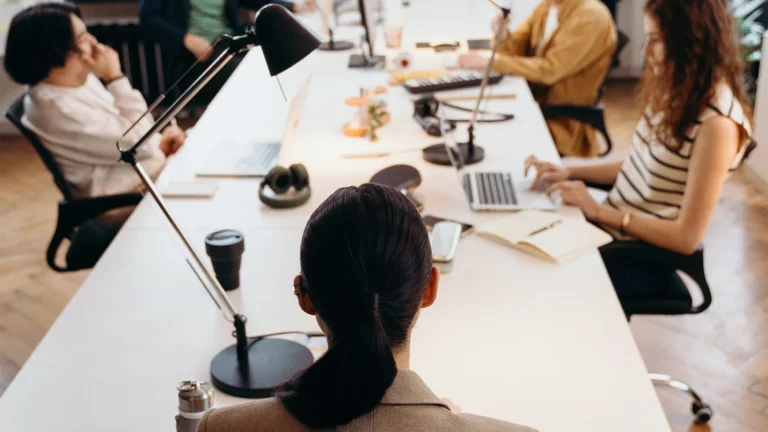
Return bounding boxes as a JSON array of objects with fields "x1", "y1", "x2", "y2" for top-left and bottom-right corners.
[{"x1": 459, "y1": 0, "x2": 617, "y2": 157}]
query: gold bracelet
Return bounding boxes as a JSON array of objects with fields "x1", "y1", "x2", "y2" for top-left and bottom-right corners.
[{"x1": 619, "y1": 212, "x2": 632, "y2": 236}]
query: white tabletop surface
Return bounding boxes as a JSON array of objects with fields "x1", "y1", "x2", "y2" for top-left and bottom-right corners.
[{"x1": 0, "y1": 1, "x2": 670, "y2": 431}]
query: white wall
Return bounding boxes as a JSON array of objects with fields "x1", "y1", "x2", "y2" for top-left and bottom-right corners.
[
  {"x1": 745, "y1": 37, "x2": 768, "y2": 193},
  {"x1": 614, "y1": 0, "x2": 644, "y2": 77}
]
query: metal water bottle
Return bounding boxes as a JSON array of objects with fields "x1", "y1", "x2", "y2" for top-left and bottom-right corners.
[{"x1": 176, "y1": 380, "x2": 214, "y2": 432}]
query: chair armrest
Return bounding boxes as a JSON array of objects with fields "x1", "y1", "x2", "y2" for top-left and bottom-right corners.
[
  {"x1": 600, "y1": 241, "x2": 712, "y2": 313},
  {"x1": 47, "y1": 193, "x2": 143, "y2": 272},
  {"x1": 59, "y1": 193, "x2": 143, "y2": 227},
  {"x1": 539, "y1": 104, "x2": 604, "y2": 127},
  {"x1": 539, "y1": 104, "x2": 612, "y2": 156}
]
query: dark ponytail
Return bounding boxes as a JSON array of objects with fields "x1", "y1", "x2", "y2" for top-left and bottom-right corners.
[{"x1": 276, "y1": 184, "x2": 432, "y2": 428}]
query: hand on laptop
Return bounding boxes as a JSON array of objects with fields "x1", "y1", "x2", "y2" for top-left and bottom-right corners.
[
  {"x1": 457, "y1": 52, "x2": 491, "y2": 70},
  {"x1": 547, "y1": 181, "x2": 600, "y2": 220},
  {"x1": 160, "y1": 125, "x2": 186, "y2": 156},
  {"x1": 524, "y1": 155, "x2": 571, "y2": 190}
]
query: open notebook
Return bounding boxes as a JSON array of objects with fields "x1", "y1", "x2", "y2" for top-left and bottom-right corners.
[{"x1": 477, "y1": 211, "x2": 613, "y2": 263}]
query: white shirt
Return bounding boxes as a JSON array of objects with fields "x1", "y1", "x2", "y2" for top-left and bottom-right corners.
[
  {"x1": 22, "y1": 74, "x2": 166, "y2": 198},
  {"x1": 537, "y1": 3, "x2": 559, "y2": 54}
]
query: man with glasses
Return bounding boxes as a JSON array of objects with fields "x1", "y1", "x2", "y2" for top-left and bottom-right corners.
[{"x1": 4, "y1": 2, "x2": 186, "y2": 201}]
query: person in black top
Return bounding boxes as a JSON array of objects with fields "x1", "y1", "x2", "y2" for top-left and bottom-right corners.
[{"x1": 139, "y1": 0, "x2": 315, "y2": 106}]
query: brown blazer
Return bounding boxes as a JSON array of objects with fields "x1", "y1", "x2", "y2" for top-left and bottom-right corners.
[
  {"x1": 198, "y1": 370, "x2": 537, "y2": 432},
  {"x1": 492, "y1": 0, "x2": 617, "y2": 157}
]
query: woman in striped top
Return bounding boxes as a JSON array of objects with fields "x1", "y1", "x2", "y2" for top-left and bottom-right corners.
[{"x1": 525, "y1": 0, "x2": 753, "y2": 299}]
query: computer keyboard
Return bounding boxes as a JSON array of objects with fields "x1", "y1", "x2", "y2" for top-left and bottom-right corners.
[
  {"x1": 472, "y1": 172, "x2": 518, "y2": 205},
  {"x1": 403, "y1": 72, "x2": 504, "y2": 94},
  {"x1": 237, "y1": 142, "x2": 280, "y2": 168}
]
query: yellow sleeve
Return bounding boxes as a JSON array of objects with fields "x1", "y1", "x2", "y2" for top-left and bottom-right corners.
[
  {"x1": 496, "y1": 3, "x2": 546, "y2": 57},
  {"x1": 493, "y1": 10, "x2": 616, "y2": 86}
]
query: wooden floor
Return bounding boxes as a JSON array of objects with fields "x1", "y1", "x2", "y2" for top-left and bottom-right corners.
[{"x1": 1, "y1": 80, "x2": 767, "y2": 431}]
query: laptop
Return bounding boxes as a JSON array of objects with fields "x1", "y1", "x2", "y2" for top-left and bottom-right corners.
[
  {"x1": 442, "y1": 122, "x2": 558, "y2": 212},
  {"x1": 196, "y1": 76, "x2": 312, "y2": 178}
]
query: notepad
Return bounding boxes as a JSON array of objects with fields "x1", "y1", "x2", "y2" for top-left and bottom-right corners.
[
  {"x1": 160, "y1": 180, "x2": 219, "y2": 198},
  {"x1": 477, "y1": 211, "x2": 613, "y2": 263}
]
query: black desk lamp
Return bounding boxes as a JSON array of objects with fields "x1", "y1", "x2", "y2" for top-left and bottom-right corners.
[
  {"x1": 116, "y1": 4, "x2": 321, "y2": 399},
  {"x1": 422, "y1": 0, "x2": 511, "y2": 166}
]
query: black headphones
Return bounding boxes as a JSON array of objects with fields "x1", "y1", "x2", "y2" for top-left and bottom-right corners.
[
  {"x1": 259, "y1": 163, "x2": 311, "y2": 209},
  {"x1": 413, "y1": 95, "x2": 515, "y2": 137}
]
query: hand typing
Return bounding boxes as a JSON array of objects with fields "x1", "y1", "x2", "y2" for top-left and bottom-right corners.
[
  {"x1": 457, "y1": 52, "x2": 491, "y2": 70},
  {"x1": 547, "y1": 180, "x2": 601, "y2": 220},
  {"x1": 524, "y1": 155, "x2": 571, "y2": 191}
]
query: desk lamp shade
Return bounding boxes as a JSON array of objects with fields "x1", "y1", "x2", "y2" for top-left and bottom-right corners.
[{"x1": 250, "y1": 4, "x2": 322, "y2": 76}]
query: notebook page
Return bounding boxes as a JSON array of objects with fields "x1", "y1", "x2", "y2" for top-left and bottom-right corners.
[
  {"x1": 522, "y1": 220, "x2": 613, "y2": 262},
  {"x1": 478, "y1": 210, "x2": 562, "y2": 244}
]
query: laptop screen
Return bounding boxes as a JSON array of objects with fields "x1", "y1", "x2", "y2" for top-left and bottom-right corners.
[{"x1": 277, "y1": 75, "x2": 312, "y2": 166}]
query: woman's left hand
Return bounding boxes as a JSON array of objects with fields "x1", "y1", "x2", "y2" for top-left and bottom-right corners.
[{"x1": 547, "y1": 180, "x2": 601, "y2": 220}]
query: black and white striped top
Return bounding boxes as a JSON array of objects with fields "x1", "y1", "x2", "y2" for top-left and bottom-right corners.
[{"x1": 606, "y1": 84, "x2": 752, "y2": 237}]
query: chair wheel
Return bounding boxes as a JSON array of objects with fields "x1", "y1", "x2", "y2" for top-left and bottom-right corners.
[{"x1": 692, "y1": 401, "x2": 712, "y2": 424}]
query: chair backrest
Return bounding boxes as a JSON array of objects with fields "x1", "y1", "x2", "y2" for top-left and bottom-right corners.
[
  {"x1": 742, "y1": 139, "x2": 758, "y2": 165},
  {"x1": 5, "y1": 94, "x2": 76, "y2": 201},
  {"x1": 87, "y1": 20, "x2": 169, "y2": 104}
]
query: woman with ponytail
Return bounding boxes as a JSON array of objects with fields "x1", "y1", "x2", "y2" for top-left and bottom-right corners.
[{"x1": 199, "y1": 184, "x2": 536, "y2": 431}]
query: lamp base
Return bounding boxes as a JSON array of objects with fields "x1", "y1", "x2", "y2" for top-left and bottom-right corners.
[
  {"x1": 422, "y1": 143, "x2": 485, "y2": 166},
  {"x1": 348, "y1": 54, "x2": 385, "y2": 68},
  {"x1": 211, "y1": 338, "x2": 314, "y2": 398},
  {"x1": 319, "y1": 40, "x2": 354, "y2": 51}
]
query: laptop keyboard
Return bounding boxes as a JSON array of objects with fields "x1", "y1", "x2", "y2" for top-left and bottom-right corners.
[
  {"x1": 472, "y1": 172, "x2": 517, "y2": 206},
  {"x1": 237, "y1": 143, "x2": 280, "y2": 168}
]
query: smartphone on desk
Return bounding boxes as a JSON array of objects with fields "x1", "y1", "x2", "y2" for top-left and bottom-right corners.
[{"x1": 423, "y1": 215, "x2": 474, "y2": 237}]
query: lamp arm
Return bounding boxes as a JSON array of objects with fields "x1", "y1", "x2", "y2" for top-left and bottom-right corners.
[
  {"x1": 118, "y1": 35, "x2": 253, "y2": 158},
  {"x1": 117, "y1": 34, "x2": 260, "y2": 326},
  {"x1": 468, "y1": 5, "x2": 510, "y2": 129}
]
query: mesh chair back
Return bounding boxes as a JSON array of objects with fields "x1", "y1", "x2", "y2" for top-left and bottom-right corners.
[{"x1": 5, "y1": 94, "x2": 75, "y2": 201}]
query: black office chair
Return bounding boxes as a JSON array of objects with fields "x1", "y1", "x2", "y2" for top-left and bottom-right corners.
[
  {"x1": 87, "y1": 20, "x2": 170, "y2": 105},
  {"x1": 598, "y1": 139, "x2": 758, "y2": 425},
  {"x1": 5, "y1": 94, "x2": 143, "y2": 272},
  {"x1": 540, "y1": 30, "x2": 631, "y2": 157},
  {"x1": 600, "y1": 241, "x2": 714, "y2": 423}
]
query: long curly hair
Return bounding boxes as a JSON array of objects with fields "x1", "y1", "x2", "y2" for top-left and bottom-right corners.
[{"x1": 639, "y1": 0, "x2": 751, "y2": 149}]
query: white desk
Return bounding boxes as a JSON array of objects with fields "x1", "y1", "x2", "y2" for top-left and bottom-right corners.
[{"x1": 0, "y1": 1, "x2": 670, "y2": 430}]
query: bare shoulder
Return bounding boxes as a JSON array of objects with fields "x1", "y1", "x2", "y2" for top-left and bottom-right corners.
[
  {"x1": 457, "y1": 413, "x2": 539, "y2": 432},
  {"x1": 198, "y1": 398, "x2": 308, "y2": 432}
]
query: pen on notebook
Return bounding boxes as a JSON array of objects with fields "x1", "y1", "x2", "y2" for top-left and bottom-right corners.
[{"x1": 526, "y1": 220, "x2": 562, "y2": 238}]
